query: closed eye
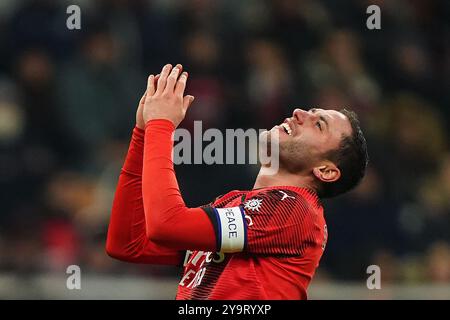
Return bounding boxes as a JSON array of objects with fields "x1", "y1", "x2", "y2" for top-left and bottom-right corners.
[{"x1": 316, "y1": 121, "x2": 322, "y2": 131}]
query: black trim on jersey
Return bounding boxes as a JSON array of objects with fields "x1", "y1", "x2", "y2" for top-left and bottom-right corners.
[{"x1": 201, "y1": 206, "x2": 221, "y2": 251}]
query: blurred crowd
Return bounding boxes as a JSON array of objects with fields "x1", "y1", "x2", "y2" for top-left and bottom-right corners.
[{"x1": 0, "y1": 0, "x2": 448, "y2": 286}]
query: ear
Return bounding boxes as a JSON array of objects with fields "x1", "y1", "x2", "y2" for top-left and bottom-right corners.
[{"x1": 312, "y1": 163, "x2": 341, "y2": 183}]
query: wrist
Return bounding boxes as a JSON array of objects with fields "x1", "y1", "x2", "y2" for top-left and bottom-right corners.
[
  {"x1": 144, "y1": 118, "x2": 177, "y2": 131},
  {"x1": 133, "y1": 125, "x2": 145, "y2": 137},
  {"x1": 131, "y1": 126, "x2": 145, "y2": 149},
  {"x1": 136, "y1": 123, "x2": 145, "y2": 130}
]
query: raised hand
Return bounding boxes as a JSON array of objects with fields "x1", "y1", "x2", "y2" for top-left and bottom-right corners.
[{"x1": 143, "y1": 64, "x2": 195, "y2": 128}]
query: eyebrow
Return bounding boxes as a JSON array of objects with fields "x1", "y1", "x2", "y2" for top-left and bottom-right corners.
[{"x1": 311, "y1": 108, "x2": 329, "y2": 130}]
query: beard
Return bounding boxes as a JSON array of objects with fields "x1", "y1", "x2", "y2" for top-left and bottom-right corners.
[
  {"x1": 259, "y1": 129, "x2": 316, "y2": 173},
  {"x1": 278, "y1": 138, "x2": 315, "y2": 174}
]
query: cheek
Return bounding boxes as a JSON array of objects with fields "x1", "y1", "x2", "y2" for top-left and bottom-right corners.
[
  {"x1": 303, "y1": 130, "x2": 329, "y2": 152},
  {"x1": 293, "y1": 136, "x2": 323, "y2": 158},
  {"x1": 281, "y1": 137, "x2": 306, "y2": 157},
  {"x1": 293, "y1": 135, "x2": 312, "y2": 149}
]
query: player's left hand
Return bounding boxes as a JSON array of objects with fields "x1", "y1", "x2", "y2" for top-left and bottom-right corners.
[{"x1": 143, "y1": 63, "x2": 195, "y2": 128}]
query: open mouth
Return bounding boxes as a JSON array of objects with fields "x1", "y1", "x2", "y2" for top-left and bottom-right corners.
[{"x1": 280, "y1": 122, "x2": 292, "y2": 136}]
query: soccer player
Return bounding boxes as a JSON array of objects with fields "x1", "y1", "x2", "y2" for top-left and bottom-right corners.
[{"x1": 106, "y1": 64, "x2": 368, "y2": 299}]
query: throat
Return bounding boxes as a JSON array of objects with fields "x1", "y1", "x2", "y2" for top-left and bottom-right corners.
[{"x1": 253, "y1": 166, "x2": 313, "y2": 190}]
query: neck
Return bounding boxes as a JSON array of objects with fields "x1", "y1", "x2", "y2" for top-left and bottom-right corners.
[{"x1": 253, "y1": 165, "x2": 315, "y2": 190}]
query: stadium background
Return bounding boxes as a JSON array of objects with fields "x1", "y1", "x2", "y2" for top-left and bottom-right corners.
[{"x1": 0, "y1": 0, "x2": 448, "y2": 299}]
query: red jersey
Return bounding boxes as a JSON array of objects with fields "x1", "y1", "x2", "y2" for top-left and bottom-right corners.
[
  {"x1": 177, "y1": 187, "x2": 327, "y2": 300},
  {"x1": 106, "y1": 121, "x2": 328, "y2": 300}
]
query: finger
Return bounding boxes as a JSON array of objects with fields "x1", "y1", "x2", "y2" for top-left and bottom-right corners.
[
  {"x1": 164, "y1": 64, "x2": 182, "y2": 94},
  {"x1": 173, "y1": 64, "x2": 182, "y2": 74},
  {"x1": 146, "y1": 74, "x2": 155, "y2": 96},
  {"x1": 153, "y1": 74, "x2": 160, "y2": 92},
  {"x1": 139, "y1": 91, "x2": 147, "y2": 106},
  {"x1": 156, "y1": 64, "x2": 172, "y2": 94},
  {"x1": 183, "y1": 95, "x2": 195, "y2": 112},
  {"x1": 175, "y1": 72, "x2": 188, "y2": 96}
]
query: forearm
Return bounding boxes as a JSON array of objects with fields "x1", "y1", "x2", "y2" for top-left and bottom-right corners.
[
  {"x1": 142, "y1": 119, "x2": 216, "y2": 251},
  {"x1": 106, "y1": 127, "x2": 147, "y2": 257},
  {"x1": 106, "y1": 127, "x2": 184, "y2": 264}
]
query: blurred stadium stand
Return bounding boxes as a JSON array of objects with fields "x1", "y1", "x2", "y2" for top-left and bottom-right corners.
[
  {"x1": 0, "y1": 0, "x2": 448, "y2": 299},
  {"x1": 0, "y1": 274, "x2": 449, "y2": 299}
]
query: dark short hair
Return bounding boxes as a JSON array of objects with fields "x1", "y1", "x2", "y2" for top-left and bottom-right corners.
[{"x1": 317, "y1": 109, "x2": 369, "y2": 198}]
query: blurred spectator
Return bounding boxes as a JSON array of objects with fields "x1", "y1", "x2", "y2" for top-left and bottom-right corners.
[
  {"x1": 56, "y1": 27, "x2": 141, "y2": 164},
  {"x1": 181, "y1": 31, "x2": 227, "y2": 130},
  {"x1": 425, "y1": 241, "x2": 450, "y2": 283}
]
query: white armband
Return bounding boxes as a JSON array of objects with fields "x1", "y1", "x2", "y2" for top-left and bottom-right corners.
[{"x1": 213, "y1": 207, "x2": 247, "y2": 253}]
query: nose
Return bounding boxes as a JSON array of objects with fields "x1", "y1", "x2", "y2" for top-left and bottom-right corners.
[{"x1": 292, "y1": 108, "x2": 309, "y2": 124}]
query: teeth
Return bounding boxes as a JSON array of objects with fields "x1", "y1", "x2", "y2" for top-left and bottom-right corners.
[{"x1": 281, "y1": 123, "x2": 292, "y2": 135}]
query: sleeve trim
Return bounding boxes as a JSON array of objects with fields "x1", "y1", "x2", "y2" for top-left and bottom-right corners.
[{"x1": 202, "y1": 206, "x2": 221, "y2": 251}]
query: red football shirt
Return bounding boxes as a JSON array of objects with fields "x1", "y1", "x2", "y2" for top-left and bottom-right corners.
[
  {"x1": 176, "y1": 186, "x2": 327, "y2": 300},
  {"x1": 107, "y1": 122, "x2": 328, "y2": 300}
]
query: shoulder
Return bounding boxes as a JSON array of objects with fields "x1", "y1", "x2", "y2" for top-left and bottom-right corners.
[
  {"x1": 210, "y1": 190, "x2": 246, "y2": 207},
  {"x1": 243, "y1": 187, "x2": 322, "y2": 213}
]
